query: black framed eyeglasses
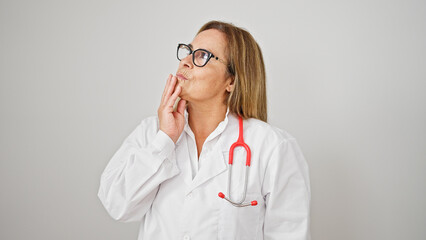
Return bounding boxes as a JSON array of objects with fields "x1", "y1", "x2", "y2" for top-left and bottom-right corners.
[{"x1": 177, "y1": 43, "x2": 228, "y2": 67}]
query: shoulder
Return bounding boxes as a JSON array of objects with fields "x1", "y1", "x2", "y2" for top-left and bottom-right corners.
[
  {"x1": 245, "y1": 117, "x2": 297, "y2": 146},
  {"x1": 244, "y1": 118, "x2": 308, "y2": 176}
]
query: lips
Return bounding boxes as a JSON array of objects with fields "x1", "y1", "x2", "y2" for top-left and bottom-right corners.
[{"x1": 176, "y1": 73, "x2": 188, "y2": 81}]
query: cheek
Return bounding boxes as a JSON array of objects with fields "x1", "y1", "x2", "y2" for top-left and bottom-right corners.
[{"x1": 195, "y1": 69, "x2": 225, "y2": 88}]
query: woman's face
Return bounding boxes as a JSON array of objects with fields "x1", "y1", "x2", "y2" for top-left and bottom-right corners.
[{"x1": 176, "y1": 29, "x2": 233, "y2": 105}]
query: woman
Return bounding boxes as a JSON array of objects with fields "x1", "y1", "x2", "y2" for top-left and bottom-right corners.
[{"x1": 98, "y1": 20, "x2": 311, "y2": 240}]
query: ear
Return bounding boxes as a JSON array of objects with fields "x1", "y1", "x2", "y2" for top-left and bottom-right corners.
[{"x1": 226, "y1": 76, "x2": 235, "y2": 93}]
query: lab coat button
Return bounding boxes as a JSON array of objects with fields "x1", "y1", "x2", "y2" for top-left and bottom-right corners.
[
  {"x1": 183, "y1": 235, "x2": 190, "y2": 240},
  {"x1": 188, "y1": 193, "x2": 192, "y2": 198}
]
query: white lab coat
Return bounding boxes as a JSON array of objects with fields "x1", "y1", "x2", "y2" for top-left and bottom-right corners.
[{"x1": 98, "y1": 109, "x2": 311, "y2": 240}]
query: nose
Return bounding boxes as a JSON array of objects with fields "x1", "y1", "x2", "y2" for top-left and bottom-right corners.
[{"x1": 180, "y1": 54, "x2": 193, "y2": 69}]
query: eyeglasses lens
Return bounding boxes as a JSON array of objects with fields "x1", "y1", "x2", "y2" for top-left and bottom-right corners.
[
  {"x1": 177, "y1": 44, "x2": 211, "y2": 67},
  {"x1": 193, "y1": 50, "x2": 209, "y2": 67},
  {"x1": 177, "y1": 45, "x2": 191, "y2": 61}
]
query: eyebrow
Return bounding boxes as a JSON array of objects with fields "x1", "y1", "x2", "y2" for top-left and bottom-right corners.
[{"x1": 188, "y1": 43, "x2": 213, "y2": 53}]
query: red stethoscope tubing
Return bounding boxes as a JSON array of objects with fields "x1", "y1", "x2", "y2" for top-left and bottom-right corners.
[{"x1": 218, "y1": 116, "x2": 258, "y2": 207}]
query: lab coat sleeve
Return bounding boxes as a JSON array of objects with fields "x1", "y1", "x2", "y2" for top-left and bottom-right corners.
[
  {"x1": 97, "y1": 119, "x2": 180, "y2": 222},
  {"x1": 262, "y1": 138, "x2": 311, "y2": 240}
]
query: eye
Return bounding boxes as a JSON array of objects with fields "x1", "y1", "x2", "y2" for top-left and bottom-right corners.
[
  {"x1": 178, "y1": 45, "x2": 191, "y2": 60},
  {"x1": 194, "y1": 50, "x2": 209, "y2": 60}
]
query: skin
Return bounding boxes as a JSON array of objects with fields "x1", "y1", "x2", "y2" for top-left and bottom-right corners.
[{"x1": 158, "y1": 29, "x2": 234, "y2": 157}]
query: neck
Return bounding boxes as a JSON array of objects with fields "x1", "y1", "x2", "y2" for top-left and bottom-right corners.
[{"x1": 187, "y1": 102, "x2": 228, "y2": 139}]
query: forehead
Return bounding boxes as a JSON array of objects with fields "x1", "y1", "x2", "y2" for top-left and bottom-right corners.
[{"x1": 190, "y1": 29, "x2": 227, "y2": 55}]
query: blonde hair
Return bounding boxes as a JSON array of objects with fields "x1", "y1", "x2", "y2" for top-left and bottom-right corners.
[{"x1": 197, "y1": 20, "x2": 267, "y2": 122}]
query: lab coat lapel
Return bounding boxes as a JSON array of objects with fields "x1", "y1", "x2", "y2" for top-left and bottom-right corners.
[{"x1": 185, "y1": 137, "x2": 228, "y2": 195}]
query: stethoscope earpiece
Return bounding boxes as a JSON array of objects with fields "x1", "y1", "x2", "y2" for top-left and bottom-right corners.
[{"x1": 218, "y1": 192, "x2": 257, "y2": 207}]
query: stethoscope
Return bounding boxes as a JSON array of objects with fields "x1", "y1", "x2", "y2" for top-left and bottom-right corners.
[{"x1": 218, "y1": 116, "x2": 258, "y2": 207}]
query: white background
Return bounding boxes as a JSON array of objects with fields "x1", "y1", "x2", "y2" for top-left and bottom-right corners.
[{"x1": 1, "y1": 0, "x2": 425, "y2": 239}]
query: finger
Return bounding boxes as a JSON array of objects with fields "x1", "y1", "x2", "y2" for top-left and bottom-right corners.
[
  {"x1": 160, "y1": 74, "x2": 172, "y2": 106},
  {"x1": 161, "y1": 74, "x2": 172, "y2": 104},
  {"x1": 166, "y1": 85, "x2": 181, "y2": 110},
  {"x1": 163, "y1": 76, "x2": 177, "y2": 106},
  {"x1": 176, "y1": 99, "x2": 186, "y2": 115}
]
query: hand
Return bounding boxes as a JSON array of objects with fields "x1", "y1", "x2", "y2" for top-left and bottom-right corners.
[{"x1": 158, "y1": 74, "x2": 187, "y2": 143}]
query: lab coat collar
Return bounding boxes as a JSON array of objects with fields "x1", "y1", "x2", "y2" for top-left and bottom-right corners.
[
  {"x1": 177, "y1": 107, "x2": 231, "y2": 146},
  {"x1": 186, "y1": 142, "x2": 226, "y2": 195},
  {"x1": 176, "y1": 107, "x2": 235, "y2": 194},
  {"x1": 175, "y1": 140, "x2": 228, "y2": 195}
]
